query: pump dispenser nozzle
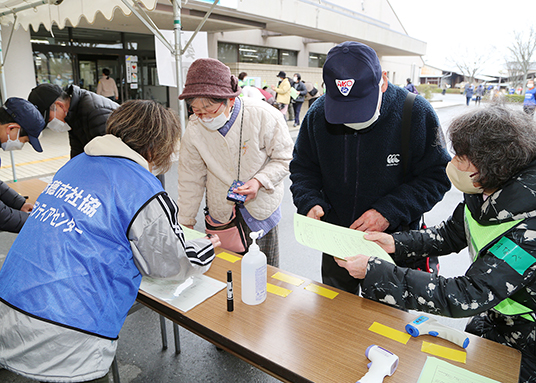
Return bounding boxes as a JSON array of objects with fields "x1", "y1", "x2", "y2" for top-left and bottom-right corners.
[{"x1": 249, "y1": 230, "x2": 264, "y2": 251}]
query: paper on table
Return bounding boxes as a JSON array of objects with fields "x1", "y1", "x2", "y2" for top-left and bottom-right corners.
[
  {"x1": 140, "y1": 274, "x2": 225, "y2": 312},
  {"x1": 294, "y1": 213, "x2": 394, "y2": 263},
  {"x1": 182, "y1": 227, "x2": 207, "y2": 242},
  {"x1": 417, "y1": 356, "x2": 500, "y2": 383}
]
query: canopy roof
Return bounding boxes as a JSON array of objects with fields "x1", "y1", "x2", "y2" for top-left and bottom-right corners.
[{"x1": 0, "y1": 0, "x2": 158, "y2": 31}]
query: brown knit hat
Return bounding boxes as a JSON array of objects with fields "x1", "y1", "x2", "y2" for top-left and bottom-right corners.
[{"x1": 179, "y1": 58, "x2": 241, "y2": 100}]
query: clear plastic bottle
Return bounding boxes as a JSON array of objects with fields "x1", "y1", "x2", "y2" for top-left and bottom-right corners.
[{"x1": 241, "y1": 230, "x2": 267, "y2": 305}]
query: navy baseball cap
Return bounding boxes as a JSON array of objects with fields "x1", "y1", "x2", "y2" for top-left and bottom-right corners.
[
  {"x1": 3, "y1": 97, "x2": 46, "y2": 152},
  {"x1": 323, "y1": 41, "x2": 382, "y2": 124}
]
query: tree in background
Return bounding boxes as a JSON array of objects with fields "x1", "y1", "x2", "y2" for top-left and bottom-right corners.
[
  {"x1": 507, "y1": 26, "x2": 536, "y2": 95},
  {"x1": 448, "y1": 48, "x2": 488, "y2": 85}
]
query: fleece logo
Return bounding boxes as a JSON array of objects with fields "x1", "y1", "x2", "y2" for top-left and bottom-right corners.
[
  {"x1": 386, "y1": 154, "x2": 400, "y2": 166},
  {"x1": 335, "y1": 79, "x2": 354, "y2": 96}
]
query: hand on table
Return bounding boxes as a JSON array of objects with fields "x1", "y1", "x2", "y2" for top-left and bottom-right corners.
[
  {"x1": 350, "y1": 209, "x2": 389, "y2": 232},
  {"x1": 20, "y1": 202, "x2": 33, "y2": 213},
  {"x1": 206, "y1": 234, "x2": 221, "y2": 248}
]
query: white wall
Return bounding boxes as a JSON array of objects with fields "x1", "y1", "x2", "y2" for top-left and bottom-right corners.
[{"x1": 1, "y1": 25, "x2": 36, "y2": 99}]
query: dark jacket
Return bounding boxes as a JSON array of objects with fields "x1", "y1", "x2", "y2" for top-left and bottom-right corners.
[
  {"x1": 0, "y1": 180, "x2": 28, "y2": 233},
  {"x1": 362, "y1": 159, "x2": 536, "y2": 382},
  {"x1": 292, "y1": 81, "x2": 308, "y2": 103},
  {"x1": 65, "y1": 85, "x2": 118, "y2": 158},
  {"x1": 290, "y1": 83, "x2": 451, "y2": 232}
]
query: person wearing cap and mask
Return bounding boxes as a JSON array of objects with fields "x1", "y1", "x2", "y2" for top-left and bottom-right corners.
[
  {"x1": 178, "y1": 58, "x2": 293, "y2": 267},
  {"x1": 290, "y1": 41, "x2": 451, "y2": 294},
  {"x1": 271, "y1": 70, "x2": 291, "y2": 117},
  {"x1": 28, "y1": 83, "x2": 118, "y2": 158},
  {"x1": 334, "y1": 106, "x2": 536, "y2": 383},
  {"x1": 0, "y1": 97, "x2": 45, "y2": 233}
]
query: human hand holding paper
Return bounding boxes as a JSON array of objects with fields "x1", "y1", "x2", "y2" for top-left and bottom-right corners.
[{"x1": 294, "y1": 213, "x2": 394, "y2": 263}]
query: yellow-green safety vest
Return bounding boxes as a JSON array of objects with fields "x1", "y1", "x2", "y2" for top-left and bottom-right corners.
[{"x1": 464, "y1": 205, "x2": 534, "y2": 322}]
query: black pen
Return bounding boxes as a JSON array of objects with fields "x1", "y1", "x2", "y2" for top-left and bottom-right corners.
[{"x1": 227, "y1": 270, "x2": 234, "y2": 312}]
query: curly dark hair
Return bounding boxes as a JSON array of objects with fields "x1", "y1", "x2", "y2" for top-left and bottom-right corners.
[{"x1": 448, "y1": 105, "x2": 536, "y2": 190}]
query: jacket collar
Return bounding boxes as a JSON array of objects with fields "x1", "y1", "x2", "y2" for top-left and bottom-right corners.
[
  {"x1": 465, "y1": 159, "x2": 536, "y2": 223},
  {"x1": 84, "y1": 134, "x2": 149, "y2": 171}
]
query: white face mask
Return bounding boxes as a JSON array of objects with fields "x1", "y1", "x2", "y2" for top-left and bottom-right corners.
[
  {"x1": 198, "y1": 109, "x2": 230, "y2": 131},
  {"x1": 48, "y1": 118, "x2": 71, "y2": 133},
  {"x1": 344, "y1": 80, "x2": 383, "y2": 131},
  {"x1": 1, "y1": 128, "x2": 24, "y2": 151},
  {"x1": 48, "y1": 104, "x2": 71, "y2": 132},
  {"x1": 293, "y1": 77, "x2": 298, "y2": 82},
  {"x1": 446, "y1": 161, "x2": 483, "y2": 194}
]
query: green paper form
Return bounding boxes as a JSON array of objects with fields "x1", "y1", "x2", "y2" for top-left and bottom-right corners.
[
  {"x1": 417, "y1": 357, "x2": 500, "y2": 383},
  {"x1": 293, "y1": 213, "x2": 394, "y2": 263}
]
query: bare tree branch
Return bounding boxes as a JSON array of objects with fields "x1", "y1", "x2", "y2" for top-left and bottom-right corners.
[
  {"x1": 448, "y1": 48, "x2": 489, "y2": 84},
  {"x1": 506, "y1": 26, "x2": 536, "y2": 94}
]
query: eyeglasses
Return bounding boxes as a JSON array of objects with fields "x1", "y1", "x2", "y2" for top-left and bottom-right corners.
[{"x1": 190, "y1": 102, "x2": 225, "y2": 121}]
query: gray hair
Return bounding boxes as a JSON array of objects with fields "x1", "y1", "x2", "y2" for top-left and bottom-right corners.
[{"x1": 448, "y1": 104, "x2": 536, "y2": 190}]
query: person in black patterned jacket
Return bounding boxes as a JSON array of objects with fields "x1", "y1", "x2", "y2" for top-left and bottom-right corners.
[{"x1": 336, "y1": 105, "x2": 536, "y2": 383}]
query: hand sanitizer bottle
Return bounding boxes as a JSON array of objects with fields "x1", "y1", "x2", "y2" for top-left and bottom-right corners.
[{"x1": 241, "y1": 230, "x2": 267, "y2": 305}]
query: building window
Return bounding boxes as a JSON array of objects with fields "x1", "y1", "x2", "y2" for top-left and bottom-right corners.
[
  {"x1": 239, "y1": 44, "x2": 278, "y2": 64},
  {"x1": 279, "y1": 50, "x2": 297, "y2": 66},
  {"x1": 308, "y1": 53, "x2": 326, "y2": 68},
  {"x1": 218, "y1": 42, "x2": 238, "y2": 64},
  {"x1": 34, "y1": 52, "x2": 74, "y2": 87},
  {"x1": 218, "y1": 42, "x2": 297, "y2": 66}
]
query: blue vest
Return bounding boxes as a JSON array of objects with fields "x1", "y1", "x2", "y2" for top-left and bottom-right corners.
[
  {"x1": 0, "y1": 154, "x2": 163, "y2": 339},
  {"x1": 525, "y1": 88, "x2": 536, "y2": 106}
]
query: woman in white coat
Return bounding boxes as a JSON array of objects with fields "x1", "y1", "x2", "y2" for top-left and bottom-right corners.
[{"x1": 178, "y1": 58, "x2": 294, "y2": 267}]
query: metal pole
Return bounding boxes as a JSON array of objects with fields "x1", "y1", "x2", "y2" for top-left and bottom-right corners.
[
  {"x1": 181, "y1": 0, "x2": 219, "y2": 55},
  {"x1": 120, "y1": 0, "x2": 174, "y2": 53},
  {"x1": 174, "y1": 0, "x2": 186, "y2": 135},
  {"x1": 0, "y1": 24, "x2": 17, "y2": 181}
]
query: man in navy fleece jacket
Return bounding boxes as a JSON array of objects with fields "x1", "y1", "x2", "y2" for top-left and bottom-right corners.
[{"x1": 290, "y1": 42, "x2": 451, "y2": 294}]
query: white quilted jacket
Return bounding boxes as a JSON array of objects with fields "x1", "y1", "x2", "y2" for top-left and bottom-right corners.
[{"x1": 178, "y1": 97, "x2": 294, "y2": 226}]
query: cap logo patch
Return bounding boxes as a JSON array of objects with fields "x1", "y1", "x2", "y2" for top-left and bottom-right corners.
[{"x1": 336, "y1": 79, "x2": 354, "y2": 96}]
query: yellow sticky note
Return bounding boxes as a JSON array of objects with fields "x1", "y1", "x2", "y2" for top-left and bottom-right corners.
[
  {"x1": 421, "y1": 341, "x2": 467, "y2": 363},
  {"x1": 304, "y1": 283, "x2": 339, "y2": 299},
  {"x1": 267, "y1": 283, "x2": 292, "y2": 297},
  {"x1": 216, "y1": 252, "x2": 241, "y2": 263},
  {"x1": 271, "y1": 272, "x2": 304, "y2": 286},
  {"x1": 368, "y1": 322, "x2": 411, "y2": 344}
]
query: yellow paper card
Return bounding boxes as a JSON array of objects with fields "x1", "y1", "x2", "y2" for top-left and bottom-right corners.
[
  {"x1": 267, "y1": 283, "x2": 292, "y2": 297},
  {"x1": 271, "y1": 272, "x2": 304, "y2": 286},
  {"x1": 304, "y1": 283, "x2": 339, "y2": 299},
  {"x1": 368, "y1": 322, "x2": 411, "y2": 344},
  {"x1": 421, "y1": 341, "x2": 467, "y2": 363},
  {"x1": 216, "y1": 252, "x2": 241, "y2": 263}
]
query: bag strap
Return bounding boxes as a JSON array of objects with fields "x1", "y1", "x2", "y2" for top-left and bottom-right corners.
[
  {"x1": 237, "y1": 99, "x2": 245, "y2": 180},
  {"x1": 401, "y1": 92, "x2": 416, "y2": 177}
]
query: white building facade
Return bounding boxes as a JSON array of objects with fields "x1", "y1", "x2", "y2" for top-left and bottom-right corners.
[{"x1": 0, "y1": 0, "x2": 425, "y2": 107}]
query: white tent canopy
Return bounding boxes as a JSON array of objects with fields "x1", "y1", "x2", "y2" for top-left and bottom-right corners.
[
  {"x1": 0, "y1": 0, "x2": 218, "y2": 180},
  {"x1": 0, "y1": 0, "x2": 158, "y2": 31}
]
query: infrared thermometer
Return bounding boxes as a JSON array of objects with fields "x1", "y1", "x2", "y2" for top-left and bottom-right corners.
[
  {"x1": 405, "y1": 315, "x2": 470, "y2": 349},
  {"x1": 356, "y1": 345, "x2": 399, "y2": 383}
]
